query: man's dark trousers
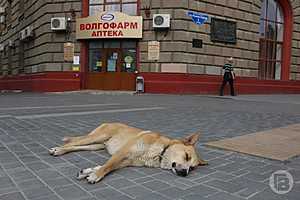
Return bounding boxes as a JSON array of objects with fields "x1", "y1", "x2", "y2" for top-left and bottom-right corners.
[{"x1": 220, "y1": 72, "x2": 235, "y2": 96}]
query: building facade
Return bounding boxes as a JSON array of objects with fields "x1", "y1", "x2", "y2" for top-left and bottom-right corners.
[{"x1": 0, "y1": 0, "x2": 299, "y2": 94}]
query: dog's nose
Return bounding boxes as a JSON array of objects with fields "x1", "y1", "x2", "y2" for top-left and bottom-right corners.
[{"x1": 175, "y1": 169, "x2": 188, "y2": 177}]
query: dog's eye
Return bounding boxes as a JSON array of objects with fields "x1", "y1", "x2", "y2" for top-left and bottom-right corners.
[{"x1": 185, "y1": 153, "x2": 191, "y2": 161}]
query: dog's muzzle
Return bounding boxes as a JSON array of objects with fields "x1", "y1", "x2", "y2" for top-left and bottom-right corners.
[
  {"x1": 175, "y1": 168, "x2": 189, "y2": 177},
  {"x1": 172, "y1": 162, "x2": 189, "y2": 177}
]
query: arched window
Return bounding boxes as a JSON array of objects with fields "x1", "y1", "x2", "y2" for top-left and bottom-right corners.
[{"x1": 259, "y1": 0, "x2": 284, "y2": 80}]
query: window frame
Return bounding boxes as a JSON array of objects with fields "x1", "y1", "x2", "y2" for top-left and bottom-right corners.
[
  {"x1": 259, "y1": 0, "x2": 284, "y2": 80},
  {"x1": 89, "y1": 0, "x2": 138, "y2": 16}
]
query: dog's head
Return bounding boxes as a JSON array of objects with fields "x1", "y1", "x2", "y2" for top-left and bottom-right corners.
[{"x1": 161, "y1": 133, "x2": 207, "y2": 177}]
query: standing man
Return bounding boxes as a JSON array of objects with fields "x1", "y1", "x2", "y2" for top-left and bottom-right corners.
[{"x1": 219, "y1": 57, "x2": 235, "y2": 96}]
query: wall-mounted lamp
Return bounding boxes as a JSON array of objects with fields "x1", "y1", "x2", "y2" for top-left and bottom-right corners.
[
  {"x1": 70, "y1": 9, "x2": 76, "y2": 18},
  {"x1": 144, "y1": 6, "x2": 151, "y2": 18}
]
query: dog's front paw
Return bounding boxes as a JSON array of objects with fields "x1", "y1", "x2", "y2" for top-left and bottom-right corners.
[
  {"x1": 77, "y1": 165, "x2": 102, "y2": 180},
  {"x1": 86, "y1": 172, "x2": 101, "y2": 184},
  {"x1": 77, "y1": 168, "x2": 93, "y2": 180},
  {"x1": 49, "y1": 147, "x2": 65, "y2": 156}
]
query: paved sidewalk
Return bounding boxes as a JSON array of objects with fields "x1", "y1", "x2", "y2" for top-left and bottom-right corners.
[{"x1": 0, "y1": 92, "x2": 299, "y2": 200}]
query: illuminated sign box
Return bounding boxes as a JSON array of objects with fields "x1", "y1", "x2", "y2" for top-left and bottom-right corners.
[{"x1": 76, "y1": 12, "x2": 143, "y2": 39}]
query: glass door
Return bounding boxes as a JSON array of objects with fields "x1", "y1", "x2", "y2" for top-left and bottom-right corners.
[{"x1": 106, "y1": 49, "x2": 121, "y2": 72}]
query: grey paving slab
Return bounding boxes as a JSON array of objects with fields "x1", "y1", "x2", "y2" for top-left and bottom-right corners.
[
  {"x1": 135, "y1": 192, "x2": 170, "y2": 200},
  {"x1": 43, "y1": 177, "x2": 73, "y2": 189},
  {"x1": 0, "y1": 176, "x2": 15, "y2": 189},
  {"x1": 0, "y1": 192, "x2": 26, "y2": 200},
  {"x1": 156, "y1": 187, "x2": 186, "y2": 199},
  {"x1": 120, "y1": 185, "x2": 153, "y2": 198},
  {"x1": 22, "y1": 186, "x2": 54, "y2": 200},
  {"x1": 16, "y1": 179, "x2": 45, "y2": 190},
  {"x1": 184, "y1": 183, "x2": 219, "y2": 197},
  {"x1": 92, "y1": 187, "x2": 129, "y2": 199},
  {"x1": 205, "y1": 192, "x2": 246, "y2": 200},
  {"x1": 9, "y1": 170, "x2": 37, "y2": 183},
  {"x1": 141, "y1": 180, "x2": 171, "y2": 191},
  {"x1": 105, "y1": 177, "x2": 137, "y2": 189},
  {"x1": 54, "y1": 185, "x2": 92, "y2": 200},
  {"x1": 205, "y1": 179, "x2": 245, "y2": 193}
]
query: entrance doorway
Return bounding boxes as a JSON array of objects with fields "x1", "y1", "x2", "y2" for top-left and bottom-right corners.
[{"x1": 86, "y1": 40, "x2": 137, "y2": 91}]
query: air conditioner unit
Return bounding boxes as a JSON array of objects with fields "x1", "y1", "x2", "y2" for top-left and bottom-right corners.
[
  {"x1": 25, "y1": 26, "x2": 34, "y2": 38},
  {"x1": 0, "y1": 44, "x2": 4, "y2": 51},
  {"x1": 153, "y1": 14, "x2": 171, "y2": 29},
  {"x1": 0, "y1": 15, "x2": 5, "y2": 24},
  {"x1": 51, "y1": 17, "x2": 66, "y2": 31},
  {"x1": 0, "y1": 7, "x2": 5, "y2": 14}
]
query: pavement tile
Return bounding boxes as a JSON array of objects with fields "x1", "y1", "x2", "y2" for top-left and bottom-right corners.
[
  {"x1": 9, "y1": 170, "x2": 37, "y2": 183},
  {"x1": 132, "y1": 176, "x2": 154, "y2": 183},
  {"x1": 0, "y1": 186, "x2": 19, "y2": 195},
  {"x1": 205, "y1": 179, "x2": 245, "y2": 193},
  {"x1": 26, "y1": 161, "x2": 51, "y2": 171},
  {"x1": 1, "y1": 161, "x2": 25, "y2": 170},
  {"x1": 213, "y1": 162, "x2": 249, "y2": 173},
  {"x1": 207, "y1": 157, "x2": 234, "y2": 168},
  {"x1": 120, "y1": 185, "x2": 153, "y2": 198},
  {"x1": 156, "y1": 187, "x2": 186, "y2": 199},
  {"x1": 35, "y1": 194, "x2": 63, "y2": 200},
  {"x1": 54, "y1": 184, "x2": 92, "y2": 200},
  {"x1": 135, "y1": 192, "x2": 170, "y2": 200},
  {"x1": 205, "y1": 192, "x2": 245, "y2": 200},
  {"x1": 189, "y1": 167, "x2": 217, "y2": 180},
  {"x1": 16, "y1": 179, "x2": 45, "y2": 190},
  {"x1": 35, "y1": 169, "x2": 62, "y2": 180},
  {"x1": 106, "y1": 177, "x2": 137, "y2": 189},
  {"x1": 184, "y1": 183, "x2": 219, "y2": 196},
  {"x1": 141, "y1": 180, "x2": 171, "y2": 191},
  {"x1": 207, "y1": 171, "x2": 236, "y2": 181},
  {"x1": 43, "y1": 177, "x2": 73, "y2": 188},
  {"x1": 241, "y1": 171, "x2": 273, "y2": 182},
  {"x1": 0, "y1": 176, "x2": 15, "y2": 189},
  {"x1": 18, "y1": 155, "x2": 41, "y2": 164},
  {"x1": 0, "y1": 192, "x2": 26, "y2": 200},
  {"x1": 92, "y1": 187, "x2": 128, "y2": 199},
  {"x1": 116, "y1": 168, "x2": 146, "y2": 180},
  {"x1": 76, "y1": 179, "x2": 108, "y2": 191},
  {"x1": 23, "y1": 186, "x2": 53, "y2": 200}
]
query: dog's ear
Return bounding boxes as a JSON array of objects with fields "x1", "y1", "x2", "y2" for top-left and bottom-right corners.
[
  {"x1": 182, "y1": 133, "x2": 200, "y2": 146},
  {"x1": 198, "y1": 159, "x2": 208, "y2": 166}
]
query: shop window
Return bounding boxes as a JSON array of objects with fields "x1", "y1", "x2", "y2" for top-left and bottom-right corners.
[
  {"x1": 89, "y1": 0, "x2": 138, "y2": 16},
  {"x1": 89, "y1": 41, "x2": 104, "y2": 72},
  {"x1": 122, "y1": 48, "x2": 136, "y2": 72},
  {"x1": 259, "y1": 0, "x2": 284, "y2": 80}
]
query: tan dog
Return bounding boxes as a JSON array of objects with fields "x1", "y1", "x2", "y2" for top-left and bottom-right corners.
[{"x1": 49, "y1": 123, "x2": 208, "y2": 184}]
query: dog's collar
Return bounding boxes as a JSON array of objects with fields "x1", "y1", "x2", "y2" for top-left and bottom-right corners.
[{"x1": 159, "y1": 145, "x2": 170, "y2": 163}]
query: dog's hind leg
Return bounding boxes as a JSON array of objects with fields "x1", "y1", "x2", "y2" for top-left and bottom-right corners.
[
  {"x1": 62, "y1": 123, "x2": 116, "y2": 147},
  {"x1": 62, "y1": 136, "x2": 86, "y2": 144},
  {"x1": 49, "y1": 144, "x2": 105, "y2": 156}
]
